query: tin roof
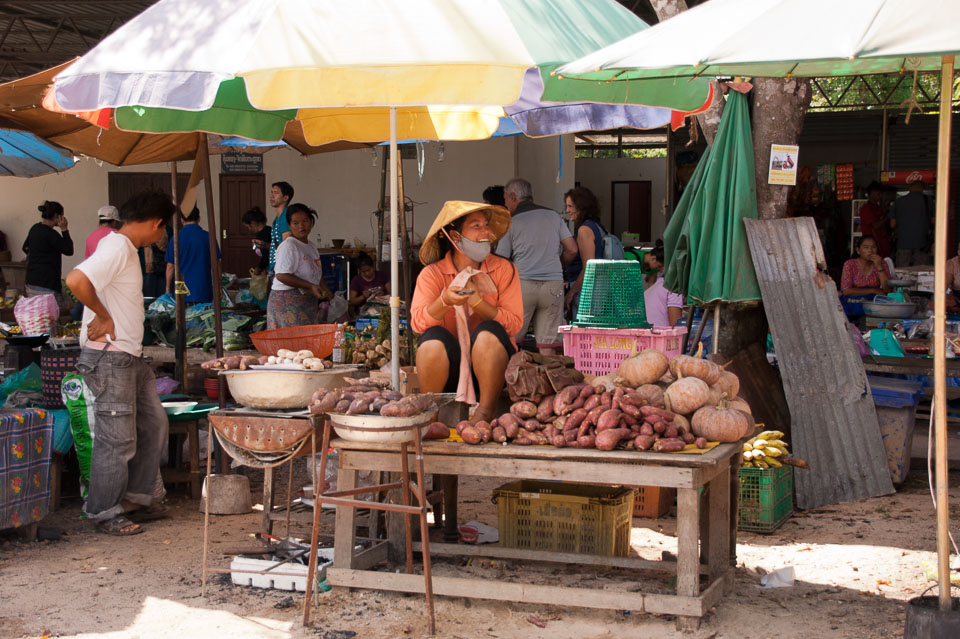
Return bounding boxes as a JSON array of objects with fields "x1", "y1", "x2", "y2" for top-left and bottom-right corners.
[{"x1": 744, "y1": 216, "x2": 894, "y2": 509}]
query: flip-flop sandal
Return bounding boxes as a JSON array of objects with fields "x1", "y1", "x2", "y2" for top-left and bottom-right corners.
[
  {"x1": 97, "y1": 515, "x2": 143, "y2": 536},
  {"x1": 127, "y1": 504, "x2": 169, "y2": 523}
]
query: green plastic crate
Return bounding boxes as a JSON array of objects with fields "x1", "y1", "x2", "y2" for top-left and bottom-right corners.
[
  {"x1": 574, "y1": 259, "x2": 649, "y2": 328},
  {"x1": 738, "y1": 465, "x2": 793, "y2": 534}
]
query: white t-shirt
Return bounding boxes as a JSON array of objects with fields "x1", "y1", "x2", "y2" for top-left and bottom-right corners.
[
  {"x1": 272, "y1": 237, "x2": 322, "y2": 291},
  {"x1": 77, "y1": 232, "x2": 145, "y2": 357}
]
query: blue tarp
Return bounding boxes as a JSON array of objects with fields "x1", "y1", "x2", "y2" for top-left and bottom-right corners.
[{"x1": 0, "y1": 129, "x2": 76, "y2": 177}]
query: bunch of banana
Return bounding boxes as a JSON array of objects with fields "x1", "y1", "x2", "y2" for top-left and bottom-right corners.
[{"x1": 740, "y1": 430, "x2": 811, "y2": 471}]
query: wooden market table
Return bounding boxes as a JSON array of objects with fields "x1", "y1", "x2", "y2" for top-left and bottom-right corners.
[{"x1": 325, "y1": 438, "x2": 742, "y2": 632}]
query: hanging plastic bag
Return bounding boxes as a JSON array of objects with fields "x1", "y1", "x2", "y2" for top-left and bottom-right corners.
[
  {"x1": 14, "y1": 293, "x2": 59, "y2": 334},
  {"x1": 249, "y1": 267, "x2": 268, "y2": 302},
  {"x1": 327, "y1": 292, "x2": 348, "y2": 323}
]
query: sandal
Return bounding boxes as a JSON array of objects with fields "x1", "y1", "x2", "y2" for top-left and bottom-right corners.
[
  {"x1": 127, "y1": 504, "x2": 169, "y2": 523},
  {"x1": 97, "y1": 515, "x2": 142, "y2": 536}
]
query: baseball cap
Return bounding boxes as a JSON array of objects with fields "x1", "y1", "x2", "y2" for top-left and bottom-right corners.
[{"x1": 97, "y1": 205, "x2": 120, "y2": 221}]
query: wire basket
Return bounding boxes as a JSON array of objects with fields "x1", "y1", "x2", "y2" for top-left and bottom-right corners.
[
  {"x1": 574, "y1": 259, "x2": 649, "y2": 328},
  {"x1": 250, "y1": 324, "x2": 336, "y2": 358}
]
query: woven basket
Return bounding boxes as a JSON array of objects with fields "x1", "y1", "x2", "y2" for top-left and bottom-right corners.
[{"x1": 574, "y1": 259, "x2": 649, "y2": 328}]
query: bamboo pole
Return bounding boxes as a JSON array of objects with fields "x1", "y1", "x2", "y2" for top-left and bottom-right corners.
[
  {"x1": 934, "y1": 55, "x2": 954, "y2": 612},
  {"x1": 171, "y1": 162, "x2": 186, "y2": 389},
  {"x1": 197, "y1": 136, "x2": 226, "y2": 409},
  {"x1": 389, "y1": 108, "x2": 400, "y2": 390}
]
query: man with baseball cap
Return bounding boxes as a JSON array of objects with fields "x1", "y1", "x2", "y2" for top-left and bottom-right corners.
[{"x1": 85, "y1": 205, "x2": 121, "y2": 259}]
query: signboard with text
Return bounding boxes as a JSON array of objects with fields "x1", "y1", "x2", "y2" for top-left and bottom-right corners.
[
  {"x1": 767, "y1": 144, "x2": 799, "y2": 185},
  {"x1": 221, "y1": 151, "x2": 263, "y2": 174}
]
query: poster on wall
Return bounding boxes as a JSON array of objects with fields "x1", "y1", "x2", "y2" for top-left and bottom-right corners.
[{"x1": 768, "y1": 144, "x2": 799, "y2": 185}]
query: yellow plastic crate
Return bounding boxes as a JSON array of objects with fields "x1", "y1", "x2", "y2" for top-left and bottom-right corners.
[{"x1": 493, "y1": 480, "x2": 634, "y2": 557}]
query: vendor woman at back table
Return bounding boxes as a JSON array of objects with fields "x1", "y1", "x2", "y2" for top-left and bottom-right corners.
[
  {"x1": 840, "y1": 235, "x2": 892, "y2": 297},
  {"x1": 267, "y1": 203, "x2": 331, "y2": 329},
  {"x1": 411, "y1": 202, "x2": 522, "y2": 425}
]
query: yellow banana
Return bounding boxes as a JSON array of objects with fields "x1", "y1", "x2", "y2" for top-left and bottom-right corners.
[
  {"x1": 764, "y1": 447, "x2": 783, "y2": 457},
  {"x1": 744, "y1": 442, "x2": 754, "y2": 451},
  {"x1": 753, "y1": 440, "x2": 768, "y2": 450},
  {"x1": 764, "y1": 456, "x2": 783, "y2": 467},
  {"x1": 755, "y1": 460, "x2": 770, "y2": 469},
  {"x1": 758, "y1": 430, "x2": 785, "y2": 441}
]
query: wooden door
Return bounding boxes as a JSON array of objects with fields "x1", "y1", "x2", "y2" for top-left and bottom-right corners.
[
  {"x1": 611, "y1": 180, "x2": 652, "y2": 240},
  {"x1": 108, "y1": 172, "x2": 191, "y2": 208},
  {"x1": 219, "y1": 174, "x2": 265, "y2": 276}
]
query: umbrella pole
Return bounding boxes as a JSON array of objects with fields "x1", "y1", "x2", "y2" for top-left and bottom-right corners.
[
  {"x1": 389, "y1": 108, "x2": 400, "y2": 391},
  {"x1": 712, "y1": 303, "x2": 720, "y2": 355},
  {"x1": 934, "y1": 55, "x2": 954, "y2": 612}
]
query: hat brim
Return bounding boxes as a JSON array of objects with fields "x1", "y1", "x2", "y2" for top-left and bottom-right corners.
[{"x1": 418, "y1": 201, "x2": 510, "y2": 265}]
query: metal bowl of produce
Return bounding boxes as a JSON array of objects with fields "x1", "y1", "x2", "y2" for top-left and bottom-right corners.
[
  {"x1": 862, "y1": 300, "x2": 917, "y2": 319},
  {"x1": 220, "y1": 367, "x2": 361, "y2": 410},
  {"x1": 328, "y1": 407, "x2": 439, "y2": 444}
]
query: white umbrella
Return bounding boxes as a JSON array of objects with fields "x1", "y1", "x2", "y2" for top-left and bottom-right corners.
[{"x1": 558, "y1": 0, "x2": 959, "y2": 612}]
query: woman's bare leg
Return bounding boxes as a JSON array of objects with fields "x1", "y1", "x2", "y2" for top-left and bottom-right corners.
[
  {"x1": 416, "y1": 340, "x2": 450, "y2": 393},
  {"x1": 471, "y1": 331, "x2": 508, "y2": 423}
]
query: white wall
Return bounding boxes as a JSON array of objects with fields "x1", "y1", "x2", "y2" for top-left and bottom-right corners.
[
  {"x1": 0, "y1": 134, "x2": 575, "y2": 273},
  {"x1": 574, "y1": 157, "x2": 668, "y2": 240}
]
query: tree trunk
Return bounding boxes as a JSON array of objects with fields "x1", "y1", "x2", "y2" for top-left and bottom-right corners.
[
  {"x1": 752, "y1": 77, "x2": 812, "y2": 219},
  {"x1": 649, "y1": 0, "x2": 687, "y2": 21}
]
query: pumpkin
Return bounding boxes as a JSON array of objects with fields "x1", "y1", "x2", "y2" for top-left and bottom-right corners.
[
  {"x1": 703, "y1": 385, "x2": 724, "y2": 407},
  {"x1": 663, "y1": 376, "x2": 711, "y2": 415},
  {"x1": 727, "y1": 396, "x2": 752, "y2": 414},
  {"x1": 714, "y1": 371, "x2": 740, "y2": 398},
  {"x1": 691, "y1": 400, "x2": 753, "y2": 442},
  {"x1": 618, "y1": 349, "x2": 669, "y2": 387},
  {"x1": 634, "y1": 384, "x2": 665, "y2": 407},
  {"x1": 668, "y1": 347, "x2": 721, "y2": 386}
]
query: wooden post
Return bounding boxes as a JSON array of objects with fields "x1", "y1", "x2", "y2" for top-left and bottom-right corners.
[
  {"x1": 197, "y1": 136, "x2": 225, "y2": 410},
  {"x1": 171, "y1": 161, "x2": 186, "y2": 389},
  {"x1": 934, "y1": 55, "x2": 954, "y2": 612}
]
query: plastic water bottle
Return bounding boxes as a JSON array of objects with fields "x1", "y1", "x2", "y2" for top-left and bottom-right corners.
[{"x1": 332, "y1": 323, "x2": 345, "y2": 365}]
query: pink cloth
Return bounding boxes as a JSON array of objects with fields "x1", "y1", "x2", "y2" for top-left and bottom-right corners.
[
  {"x1": 85, "y1": 226, "x2": 116, "y2": 258},
  {"x1": 449, "y1": 267, "x2": 496, "y2": 405},
  {"x1": 643, "y1": 277, "x2": 684, "y2": 328}
]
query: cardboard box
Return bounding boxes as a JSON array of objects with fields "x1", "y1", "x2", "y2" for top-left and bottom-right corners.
[{"x1": 370, "y1": 366, "x2": 419, "y2": 394}]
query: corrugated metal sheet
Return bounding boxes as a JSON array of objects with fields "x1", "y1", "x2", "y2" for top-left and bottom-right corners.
[{"x1": 744, "y1": 217, "x2": 894, "y2": 509}]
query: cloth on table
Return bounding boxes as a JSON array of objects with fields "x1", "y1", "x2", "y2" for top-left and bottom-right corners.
[{"x1": 0, "y1": 408, "x2": 53, "y2": 530}]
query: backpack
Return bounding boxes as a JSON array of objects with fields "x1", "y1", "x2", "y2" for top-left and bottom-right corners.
[{"x1": 601, "y1": 232, "x2": 625, "y2": 260}]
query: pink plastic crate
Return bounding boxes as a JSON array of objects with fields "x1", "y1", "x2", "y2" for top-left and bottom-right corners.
[{"x1": 558, "y1": 325, "x2": 687, "y2": 376}]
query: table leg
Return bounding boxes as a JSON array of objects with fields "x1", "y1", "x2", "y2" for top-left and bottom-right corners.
[
  {"x1": 707, "y1": 463, "x2": 732, "y2": 591},
  {"x1": 261, "y1": 466, "x2": 275, "y2": 536},
  {"x1": 188, "y1": 420, "x2": 202, "y2": 500},
  {"x1": 304, "y1": 424, "x2": 332, "y2": 627},
  {"x1": 333, "y1": 458, "x2": 359, "y2": 570},
  {"x1": 400, "y1": 441, "x2": 414, "y2": 574},
  {"x1": 439, "y1": 475, "x2": 459, "y2": 543},
  {"x1": 413, "y1": 424, "x2": 437, "y2": 635},
  {"x1": 730, "y1": 455, "x2": 740, "y2": 570},
  {"x1": 676, "y1": 486, "x2": 701, "y2": 632}
]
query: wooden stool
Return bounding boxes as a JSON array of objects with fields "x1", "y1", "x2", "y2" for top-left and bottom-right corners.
[
  {"x1": 162, "y1": 417, "x2": 202, "y2": 500},
  {"x1": 303, "y1": 415, "x2": 436, "y2": 634}
]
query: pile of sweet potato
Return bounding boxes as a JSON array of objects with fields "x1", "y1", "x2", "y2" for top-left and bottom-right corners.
[
  {"x1": 457, "y1": 382, "x2": 707, "y2": 452},
  {"x1": 310, "y1": 378, "x2": 434, "y2": 417},
  {"x1": 201, "y1": 354, "x2": 268, "y2": 370}
]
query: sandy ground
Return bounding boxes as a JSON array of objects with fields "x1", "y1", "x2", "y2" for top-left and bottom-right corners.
[{"x1": 1, "y1": 460, "x2": 957, "y2": 639}]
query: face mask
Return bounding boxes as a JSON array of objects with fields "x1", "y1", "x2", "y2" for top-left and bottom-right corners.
[{"x1": 444, "y1": 227, "x2": 491, "y2": 263}]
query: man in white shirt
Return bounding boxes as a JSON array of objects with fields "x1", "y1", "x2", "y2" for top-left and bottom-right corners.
[{"x1": 65, "y1": 191, "x2": 176, "y2": 536}]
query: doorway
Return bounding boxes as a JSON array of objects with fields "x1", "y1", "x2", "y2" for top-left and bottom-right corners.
[
  {"x1": 219, "y1": 174, "x2": 265, "y2": 276},
  {"x1": 610, "y1": 180, "x2": 652, "y2": 240}
]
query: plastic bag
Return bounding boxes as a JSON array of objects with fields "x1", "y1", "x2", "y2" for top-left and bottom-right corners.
[
  {"x1": 61, "y1": 372, "x2": 94, "y2": 497},
  {"x1": 249, "y1": 268, "x2": 268, "y2": 302},
  {"x1": 0, "y1": 363, "x2": 42, "y2": 403},
  {"x1": 327, "y1": 292, "x2": 348, "y2": 323},
  {"x1": 14, "y1": 293, "x2": 59, "y2": 334},
  {"x1": 148, "y1": 293, "x2": 176, "y2": 315}
]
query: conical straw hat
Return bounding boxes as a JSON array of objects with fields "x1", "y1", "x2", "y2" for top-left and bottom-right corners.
[{"x1": 418, "y1": 200, "x2": 511, "y2": 265}]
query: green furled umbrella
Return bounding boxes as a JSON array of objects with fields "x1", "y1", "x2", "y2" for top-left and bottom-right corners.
[{"x1": 663, "y1": 91, "x2": 760, "y2": 305}]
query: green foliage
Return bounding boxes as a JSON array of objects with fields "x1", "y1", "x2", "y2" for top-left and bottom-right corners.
[
  {"x1": 575, "y1": 147, "x2": 667, "y2": 159},
  {"x1": 809, "y1": 72, "x2": 960, "y2": 111}
]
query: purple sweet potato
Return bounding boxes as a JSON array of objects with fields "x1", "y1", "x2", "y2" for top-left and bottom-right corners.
[
  {"x1": 599, "y1": 392, "x2": 612, "y2": 411},
  {"x1": 491, "y1": 425, "x2": 507, "y2": 443},
  {"x1": 653, "y1": 421, "x2": 667, "y2": 434},
  {"x1": 681, "y1": 431, "x2": 696, "y2": 444},
  {"x1": 424, "y1": 422, "x2": 451, "y2": 440},
  {"x1": 695, "y1": 437, "x2": 708, "y2": 449},
  {"x1": 596, "y1": 409, "x2": 623, "y2": 433},
  {"x1": 456, "y1": 420, "x2": 472, "y2": 436},
  {"x1": 583, "y1": 394, "x2": 602, "y2": 412},
  {"x1": 620, "y1": 401, "x2": 641, "y2": 418},
  {"x1": 523, "y1": 419, "x2": 541, "y2": 432},
  {"x1": 476, "y1": 421, "x2": 493, "y2": 444},
  {"x1": 461, "y1": 426, "x2": 482, "y2": 445},
  {"x1": 595, "y1": 428, "x2": 633, "y2": 451},
  {"x1": 564, "y1": 408, "x2": 587, "y2": 431},
  {"x1": 537, "y1": 395, "x2": 556, "y2": 422},
  {"x1": 620, "y1": 412, "x2": 638, "y2": 427},
  {"x1": 498, "y1": 413, "x2": 520, "y2": 433},
  {"x1": 553, "y1": 385, "x2": 581, "y2": 415},
  {"x1": 551, "y1": 435, "x2": 566, "y2": 448},
  {"x1": 653, "y1": 437, "x2": 686, "y2": 452},
  {"x1": 317, "y1": 393, "x2": 340, "y2": 413},
  {"x1": 663, "y1": 424, "x2": 679, "y2": 439},
  {"x1": 635, "y1": 434, "x2": 656, "y2": 451},
  {"x1": 512, "y1": 436, "x2": 535, "y2": 446},
  {"x1": 543, "y1": 425, "x2": 558, "y2": 440},
  {"x1": 579, "y1": 384, "x2": 595, "y2": 400},
  {"x1": 510, "y1": 401, "x2": 538, "y2": 420},
  {"x1": 640, "y1": 405, "x2": 675, "y2": 421},
  {"x1": 563, "y1": 428, "x2": 579, "y2": 443},
  {"x1": 334, "y1": 399, "x2": 351, "y2": 413},
  {"x1": 639, "y1": 423, "x2": 655, "y2": 436},
  {"x1": 577, "y1": 434, "x2": 596, "y2": 448}
]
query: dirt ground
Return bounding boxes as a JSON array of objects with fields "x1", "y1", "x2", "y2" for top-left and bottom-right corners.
[{"x1": 1, "y1": 459, "x2": 957, "y2": 639}]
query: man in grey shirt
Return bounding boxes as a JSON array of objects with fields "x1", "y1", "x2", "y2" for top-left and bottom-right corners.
[
  {"x1": 496, "y1": 178, "x2": 578, "y2": 354},
  {"x1": 891, "y1": 180, "x2": 933, "y2": 266}
]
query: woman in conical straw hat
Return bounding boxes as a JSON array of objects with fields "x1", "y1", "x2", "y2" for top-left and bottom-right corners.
[{"x1": 411, "y1": 201, "x2": 522, "y2": 424}]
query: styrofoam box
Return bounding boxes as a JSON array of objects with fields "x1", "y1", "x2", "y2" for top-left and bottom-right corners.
[{"x1": 230, "y1": 549, "x2": 333, "y2": 591}]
